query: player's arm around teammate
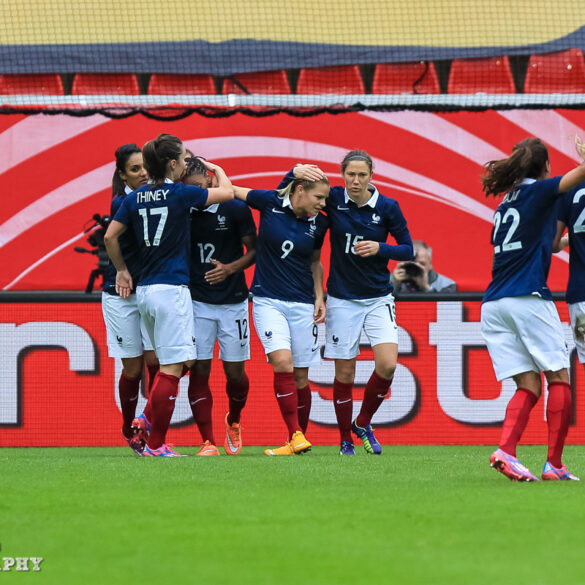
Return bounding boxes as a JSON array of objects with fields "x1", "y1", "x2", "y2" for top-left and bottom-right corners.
[
  {"x1": 233, "y1": 176, "x2": 330, "y2": 455},
  {"x1": 182, "y1": 157, "x2": 257, "y2": 456},
  {"x1": 285, "y1": 151, "x2": 414, "y2": 456},
  {"x1": 105, "y1": 133, "x2": 233, "y2": 456},
  {"x1": 481, "y1": 137, "x2": 585, "y2": 481}
]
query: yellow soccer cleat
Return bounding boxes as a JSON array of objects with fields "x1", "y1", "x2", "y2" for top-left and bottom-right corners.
[
  {"x1": 264, "y1": 442, "x2": 295, "y2": 456},
  {"x1": 289, "y1": 430, "x2": 312, "y2": 454}
]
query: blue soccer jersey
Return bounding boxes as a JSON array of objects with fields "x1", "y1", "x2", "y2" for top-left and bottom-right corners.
[
  {"x1": 557, "y1": 182, "x2": 585, "y2": 304},
  {"x1": 325, "y1": 186, "x2": 413, "y2": 299},
  {"x1": 103, "y1": 187, "x2": 143, "y2": 295},
  {"x1": 483, "y1": 176, "x2": 562, "y2": 303},
  {"x1": 189, "y1": 199, "x2": 256, "y2": 304},
  {"x1": 278, "y1": 170, "x2": 413, "y2": 299},
  {"x1": 246, "y1": 189, "x2": 328, "y2": 304},
  {"x1": 114, "y1": 179, "x2": 208, "y2": 286}
]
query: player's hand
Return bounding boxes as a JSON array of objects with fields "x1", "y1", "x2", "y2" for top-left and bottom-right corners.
[
  {"x1": 354, "y1": 240, "x2": 380, "y2": 257},
  {"x1": 201, "y1": 159, "x2": 223, "y2": 175},
  {"x1": 115, "y1": 270, "x2": 133, "y2": 299},
  {"x1": 293, "y1": 164, "x2": 325, "y2": 182},
  {"x1": 314, "y1": 298, "x2": 326, "y2": 324},
  {"x1": 576, "y1": 135, "x2": 585, "y2": 161},
  {"x1": 204, "y1": 259, "x2": 232, "y2": 284}
]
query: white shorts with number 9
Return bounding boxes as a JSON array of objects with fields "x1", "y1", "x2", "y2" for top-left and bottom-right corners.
[
  {"x1": 252, "y1": 296, "x2": 320, "y2": 367},
  {"x1": 192, "y1": 299, "x2": 250, "y2": 362},
  {"x1": 324, "y1": 293, "x2": 398, "y2": 360}
]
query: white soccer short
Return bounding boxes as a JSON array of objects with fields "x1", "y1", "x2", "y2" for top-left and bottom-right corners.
[
  {"x1": 252, "y1": 296, "x2": 320, "y2": 367},
  {"x1": 102, "y1": 293, "x2": 154, "y2": 358},
  {"x1": 136, "y1": 284, "x2": 196, "y2": 365},
  {"x1": 192, "y1": 299, "x2": 251, "y2": 362},
  {"x1": 481, "y1": 295, "x2": 569, "y2": 381},
  {"x1": 569, "y1": 301, "x2": 585, "y2": 363},
  {"x1": 324, "y1": 293, "x2": 398, "y2": 359}
]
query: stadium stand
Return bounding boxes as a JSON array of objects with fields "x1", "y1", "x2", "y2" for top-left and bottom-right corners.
[
  {"x1": 0, "y1": 74, "x2": 64, "y2": 95},
  {"x1": 148, "y1": 74, "x2": 217, "y2": 95},
  {"x1": 296, "y1": 65, "x2": 365, "y2": 94},
  {"x1": 447, "y1": 57, "x2": 516, "y2": 94},
  {"x1": 523, "y1": 49, "x2": 585, "y2": 93},
  {"x1": 71, "y1": 74, "x2": 140, "y2": 95},
  {"x1": 221, "y1": 70, "x2": 291, "y2": 95},
  {"x1": 371, "y1": 62, "x2": 440, "y2": 94}
]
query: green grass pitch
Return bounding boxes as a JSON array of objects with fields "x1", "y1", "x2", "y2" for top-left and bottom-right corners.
[{"x1": 1, "y1": 445, "x2": 584, "y2": 585}]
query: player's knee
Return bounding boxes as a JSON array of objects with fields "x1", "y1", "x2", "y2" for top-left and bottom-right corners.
[
  {"x1": 376, "y1": 363, "x2": 396, "y2": 380},
  {"x1": 122, "y1": 357, "x2": 144, "y2": 379},
  {"x1": 223, "y1": 361, "x2": 245, "y2": 381},
  {"x1": 293, "y1": 371, "x2": 308, "y2": 388},
  {"x1": 334, "y1": 360, "x2": 356, "y2": 383},
  {"x1": 193, "y1": 359, "x2": 212, "y2": 377}
]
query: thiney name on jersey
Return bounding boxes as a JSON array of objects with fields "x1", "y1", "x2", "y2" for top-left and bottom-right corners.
[{"x1": 137, "y1": 189, "x2": 169, "y2": 203}]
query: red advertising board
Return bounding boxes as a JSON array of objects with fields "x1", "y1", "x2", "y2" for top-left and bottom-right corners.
[
  {"x1": 1, "y1": 297, "x2": 583, "y2": 447},
  {"x1": 1, "y1": 109, "x2": 583, "y2": 292}
]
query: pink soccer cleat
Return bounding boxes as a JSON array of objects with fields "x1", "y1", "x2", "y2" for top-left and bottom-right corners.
[
  {"x1": 490, "y1": 448, "x2": 539, "y2": 482},
  {"x1": 142, "y1": 444, "x2": 186, "y2": 457},
  {"x1": 541, "y1": 462, "x2": 580, "y2": 481}
]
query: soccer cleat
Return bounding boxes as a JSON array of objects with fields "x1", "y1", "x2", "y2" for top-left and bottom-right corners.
[
  {"x1": 123, "y1": 431, "x2": 145, "y2": 456},
  {"x1": 264, "y1": 442, "x2": 295, "y2": 456},
  {"x1": 224, "y1": 413, "x2": 242, "y2": 455},
  {"x1": 289, "y1": 430, "x2": 312, "y2": 454},
  {"x1": 489, "y1": 448, "x2": 539, "y2": 482},
  {"x1": 264, "y1": 431, "x2": 312, "y2": 456},
  {"x1": 351, "y1": 420, "x2": 382, "y2": 454},
  {"x1": 142, "y1": 444, "x2": 186, "y2": 457},
  {"x1": 131, "y1": 413, "x2": 151, "y2": 452},
  {"x1": 196, "y1": 440, "x2": 220, "y2": 456},
  {"x1": 541, "y1": 461, "x2": 580, "y2": 481},
  {"x1": 340, "y1": 440, "x2": 355, "y2": 455}
]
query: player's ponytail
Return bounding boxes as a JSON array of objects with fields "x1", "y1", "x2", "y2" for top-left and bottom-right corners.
[
  {"x1": 482, "y1": 138, "x2": 549, "y2": 197},
  {"x1": 142, "y1": 133, "x2": 183, "y2": 186}
]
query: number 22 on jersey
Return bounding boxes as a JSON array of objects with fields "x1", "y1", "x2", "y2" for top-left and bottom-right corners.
[{"x1": 492, "y1": 208, "x2": 522, "y2": 254}]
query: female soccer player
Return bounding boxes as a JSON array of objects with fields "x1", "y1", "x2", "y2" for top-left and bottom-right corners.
[
  {"x1": 554, "y1": 179, "x2": 585, "y2": 389},
  {"x1": 283, "y1": 151, "x2": 414, "y2": 455},
  {"x1": 104, "y1": 133, "x2": 234, "y2": 457},
  {"x1": 101, "y1": 143, "x2": 159, "y2": 455},
  {"x1": 481, "y1": 137, "x2": 585, "y2": 481},
  {"x1": 184, "y1": 157, "x2": 257, "y2": 456},
  {"x1": 233, "y1": 175, "x2": 329, "y2": 455}
]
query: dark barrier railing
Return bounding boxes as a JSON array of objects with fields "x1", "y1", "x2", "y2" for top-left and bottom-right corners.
[{"x1": 0, "y1": 291, "x2": 569, "y2": 303}]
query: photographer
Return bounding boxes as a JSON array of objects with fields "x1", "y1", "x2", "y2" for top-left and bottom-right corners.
[{"x1": 391, "y1": 240, "x2": 456, "y2": 293}]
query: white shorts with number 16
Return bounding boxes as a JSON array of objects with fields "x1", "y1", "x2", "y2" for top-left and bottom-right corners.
[{"x1": 324, "y1": 293, "x2": 398, "y2": 360}]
